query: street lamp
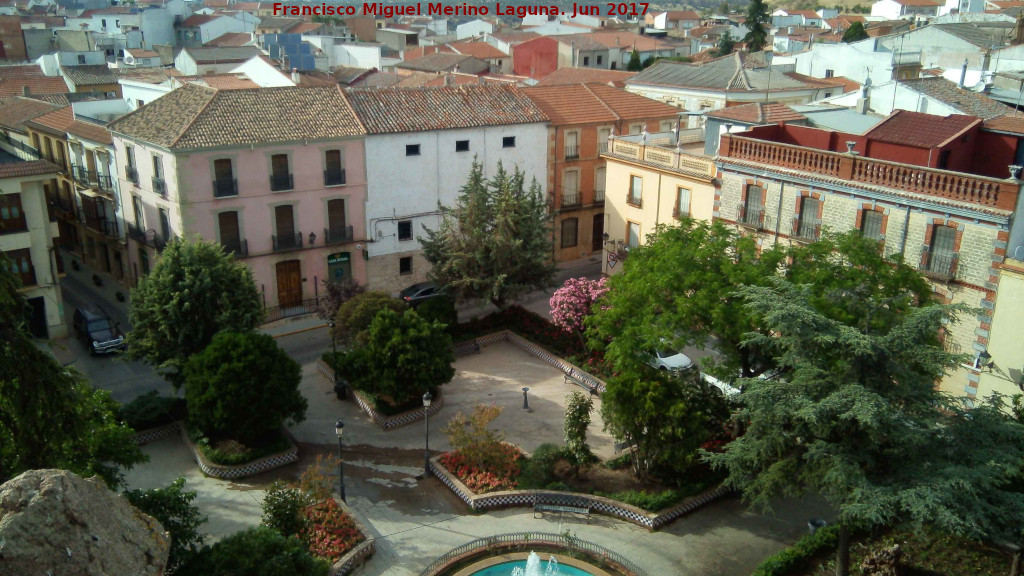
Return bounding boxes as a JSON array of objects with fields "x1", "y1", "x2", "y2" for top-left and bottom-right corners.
[
  {"x1": 763, "y1": 50, "x2": 775, "y2": 104},
  {"x1": 328, "y1": 321, "x2": 337, "y2": 357},
  {"x1": 522, "y1": 387, "x2": 530, "y2": 410},
  {"x1": 422, "y1": 392, "x2": 433, "y2": 476},
  {"x1": 335, "y1": 419, "x2": 346, "y2": 503}
]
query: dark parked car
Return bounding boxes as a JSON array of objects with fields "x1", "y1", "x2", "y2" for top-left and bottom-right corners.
[
  {"x1": 72, "y1": 305, "x2": 125, "y2": 355},
  {"x1": 400, "y1": 281, "x2": 442, "y2": 306}
]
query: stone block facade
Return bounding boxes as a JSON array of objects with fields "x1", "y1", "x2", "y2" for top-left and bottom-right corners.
[{"x1": 366, "y1": 249, "x2": 431, "y2": 294}]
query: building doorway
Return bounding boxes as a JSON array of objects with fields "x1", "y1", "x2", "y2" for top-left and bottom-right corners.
[
  {"x1": 276, "y1": 260, "x2": 302, "y2": 308},
  {"x1": 591, "y1": 214, "x2": 604, "y2": 252}
]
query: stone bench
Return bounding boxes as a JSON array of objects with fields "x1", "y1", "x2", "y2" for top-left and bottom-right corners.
[{"x1": 563, "y1": 368, "x2": 600, "y2": 396}]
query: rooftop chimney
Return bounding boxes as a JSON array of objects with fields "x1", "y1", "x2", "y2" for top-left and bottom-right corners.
[
  {"x1": 958, "y1": 58, "x2": 968, "y2": 88},
  {"x1": 444, "y1": 73, "x2": 453, "y2": 86},
  {"x1": 292, "y1": 67, "x2": 299, "y2": 84},
  {"x1": 855, "y1": 96, "x2": 869, "y2": 114}
]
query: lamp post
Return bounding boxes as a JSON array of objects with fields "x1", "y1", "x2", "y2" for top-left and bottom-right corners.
[
  {"x1": 335, "y1": 419, "x2": 346, "y2": 503},
  {"x1": 764, "y1": 49, "x2": 774, "y2": 104},
  {"x1": 522, "y1": 387, "x2": 530, "y2": 410},
  {"x1": 328, "y1": 321, "x2": 337, "y2": 357},
  {"x1": 422, "y1": 391, "x2": 433, "y2": 476}
]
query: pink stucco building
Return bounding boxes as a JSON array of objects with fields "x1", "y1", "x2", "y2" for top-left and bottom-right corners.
[{"x1": 107, "y1": 84, "x2": 368, "y2": 311}]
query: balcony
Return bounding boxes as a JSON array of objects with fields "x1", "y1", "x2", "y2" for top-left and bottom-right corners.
[
  {"x1": 71, "y1": 164, "x2": 94, "y2": 185},
  {"x1": 17, "y1": 263, "x2": 36, "y2": 287},
  {"x1": 565, "y1": 145, "x2": 579, "y2": 160},
  {"x1": 561, "y1": 190, "x2": 581, "y2": 209},
  {"x1": 269, "y1": 172, "x2": 294, "y2": 192},
  {"x1": 126, "y1": 167, "x2": 139, "y2": 185},
  {"x1": 598, "y1": 143, "x2": 608, "y2": 154},
  {"x1": 606, "y1": 137, "x2": 716, "y2": 181},
  {"x1": 792, "y1": 217, "x2": 821, "y2": 242},
  {"x1": 737, "y1": 203, "x2": 766, "y2": 229},
  {"x1": 152, "y1": 177, "x2": 166, "y2": 196},
  {"x1": 222, "y1": 238, "x2": 248, "y2": 257},
  {"x1": 212, "y1": 178, "x2": 238, "y2": 198},
  {"x1": 273, "y1": 231, "x2": 302, "y2": 252},
  {"x1": 594, "y1": 189, "x2": 605, "y2": 204},
  {"x1": 626, "y1": 191, "x2": 642, "y2": 208},
  {"x1": 324, "y1": 225, "x2": 354, "y2": 245},
  {"x1": 919, "y1": 249, "x2": 958, "y2": 281},
  {"x1": 718, "y1": 134, "x2": 1020, "y2": 211},
  {"x1": 102, "y1": 220, "x2": 119, "y2": 239},
  {"x1": 127, "y1": 222, "x2": 167, "y2": 251},
  {"x1": 324, "y1": 168, "x2": 346, "y2": 186}
]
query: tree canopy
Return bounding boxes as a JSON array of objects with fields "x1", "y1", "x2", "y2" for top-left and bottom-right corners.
[
  {"x1": 715, "y1": 29, "x2": 736, "y2": 57},
  {"x1": 184, "y1": 331, "x2": 306, "y2": 445},
  {"x1": 354, "y1": 308, "x2": 455, "y2": 401},
  {"x1": 180, "y1": 526, "x2": 328, "y2": 576},
  {"x1": 331, "y1": 291, "x2": 405, "y2": 346},
  {"x1": 124, "y1": 477, "x2": 207, "y2": 571},
  {"x1": 127, "y1": 238, "x2": 263, "y2": 387},
  {"x1": 842, "y1": 21, "x2": 869, "y2": 43},
  {"x1": 0, "y1": 256, "x2": 144, "y2": 488},
  {"x1": 420, "y1": 159, "x2": 555, "y2": 309},
  {"x1": 704, "y1": 280, "x2": 1024, "y2": 575},
  {"x1": 627, "y1": 49, "x2": 643, "y2": 71},
  {"x1": 743, "y1": 0, "x2": 771, "y2": 52}
]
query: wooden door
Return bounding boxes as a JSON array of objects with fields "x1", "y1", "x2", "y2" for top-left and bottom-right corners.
[
  {"x1": 592, "y1": 214, "x2": 604, "y2": 252},
  {"x1": 276, "y1": 260, "x2": 302, "y2": 308}
]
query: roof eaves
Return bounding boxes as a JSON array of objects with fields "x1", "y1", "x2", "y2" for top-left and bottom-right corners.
[
  {"x1": 337, "y1": 84, "x2": 367, "y2": 134},
  {"x1": 168, "y1": 85, "x2": 219, "y2": 149},
  {"x1": 582, "y1": 83, "x2": 621, "y2": 122}
]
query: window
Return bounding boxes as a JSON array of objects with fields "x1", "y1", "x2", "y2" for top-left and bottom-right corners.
[
  {"x1": 627, "y1": 221, "x2": 640, "y2": 249},
  {"x1": 660, "y1": 120, "x2": 675, "y2": 132},
  {"x1": 213, "y1": 158, "x2": 236, "y2": 197},
  {"x1": 741, "y1": 185, "x2": 764, "y2": 227},
  {"x1": 561, "y1": 217, "x2": 578, "y2": 248},
  {"x1": 132, "y1": 196, "x2": 144, "y2": 228},
  {"x1": 583, "y1": 56, "x2": 590, "y2": 65},
  {"x1": 218, "y1": 211, "x2": 243, "y2": 255},
  {"x1": 326, "y1": 199, "x2": 348, "y2": 243},
  {"x1": 152, "y1": 155, "x2": 163, "y2": 179},
  {"x1": 125, "y1": 145, "x2": 137, "y2": 181},
  {"x1": 565, "y1": 132, "x2": 579, "y2": 159},
  {"x1": 101, "y1": 18, "x2": 106, "y2": 26},
  {"x1": 502, "y1": 136, "x2": 516, "y2": 148},
  {"x1": 6, "y1": 249, "x2": 34, "y2": 286},
  {"x1": 861, "y1": 210, "x2": 883, "y2": 241},
  {"x1": 823, "y1": 92, "x2": 832, "y2": 98},
  {"x1": 139, "y1": 247, "x2": 149, "y2": 276},
  {"x1": 274, "y1": 205, "x2": 298, "y2": 250},
  {"x1": 324, "y1": 150, "x2": 345, "y2": 185},
  {"x1": 629, "y1": 123, "x2": 643, "y2": 135},
  {"x1": 399, "y1": 256, "x2": 412, "y2": 275},
  {"x1": 628, "y1": 175, "x2": 642, "y2": 206},
  {"x1": 270, "y1": 154, "x2": 292, "y2": 191},
  {"x1": 562, "y1": 170, "x2": 579, "y2": 207},
  {"x1": 406, "y1": 144, "x2": 420, "y2": 156},
  {"x1": 398, "y1": 219, "x2": 413, "y2": 241},
  {"x1": 595, "y1": 166, "x2": 606, "y2": 202},
  {"x1": 455, "y1": 140, "x2": 470, "y2": 152},
  {"x1": 795, "y1": 196, "x2": 821, "y2": 241},
  {"x1": 159, "y1": 208, "x2": 170, "y2": 242},
  {"x1": 825, "y1": 69, "x2": 834, "y2": 78},
  {"x1": 0, "y1": 193, "x2": 27, "y2": 234},
  {"x1": 675, "y1": 187, "x2": 691, "y2": 219},
  {"x1": 597, "y1": 55, "x2": 603, "y2": 65},
  {"x1": 597, "y1": 127, "x2": 611, "y2": 153},
  {"x1": 924, "y1": 224, "x2": 957, "y2": 277},
  {"x1": 137, "y1": 99, "x2": 145, "y2": 107}
]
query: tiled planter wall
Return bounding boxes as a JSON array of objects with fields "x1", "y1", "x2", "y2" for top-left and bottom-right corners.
[
  {"x1": 329, "y1": 499, "x2": 376, "y2": 576},
  {"x1": 316, "y1": 357, "x2": 446, "y2": 430},
  {"x1": 133, "y1": 421, "x2": 184, "y2": 445}
]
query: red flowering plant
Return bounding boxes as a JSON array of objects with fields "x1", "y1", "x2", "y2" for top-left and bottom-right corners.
[
  {"x1": 301, "y1": 498, "x2": 364, "y2": 563},
  {"x1": 438, "y1": 404, "x2": 523, "y2": 494}
]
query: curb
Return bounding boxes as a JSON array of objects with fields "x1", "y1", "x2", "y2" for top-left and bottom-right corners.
[{"x1": 268, "y1": 323, "x2": 328, "y2": 339}]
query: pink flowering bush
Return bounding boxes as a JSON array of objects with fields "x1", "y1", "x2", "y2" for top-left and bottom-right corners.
[
  {"x1": 549, "y1": 277, "x2": 609, "y2": 335},
  {"x1": 301, "y1": 498, "x2": 364, "y2": 563},
  {"x1": 438, "y1": 444, "x2": 523, "y2": 494}
]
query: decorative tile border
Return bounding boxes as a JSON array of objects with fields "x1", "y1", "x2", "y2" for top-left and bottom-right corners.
[
  {"x1": 329, "y1": 499, "x2": 376, "y2": 576},
  {"x1": 179, "y1": 426, "x2": 299, "y2": 480},
  {"x1": 429, "y1": 453, "x2": 731, "y2": 531},
  {"x1": 316, "y1": 357, "x2": 445, "y2": 431},
  {"x1": 133, "y1": 421, "x2": 184, "y2": 445}
]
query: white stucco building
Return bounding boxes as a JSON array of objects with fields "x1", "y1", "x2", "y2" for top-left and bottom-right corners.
[{"x1": 344, "y1": 85, "x2": 550, "y2": 292}]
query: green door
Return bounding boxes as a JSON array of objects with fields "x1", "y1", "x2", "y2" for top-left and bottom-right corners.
[{"x1": 327, "y1": 252, "x2": 351, "y2": 281}]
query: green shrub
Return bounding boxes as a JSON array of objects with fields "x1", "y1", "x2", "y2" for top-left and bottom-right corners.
[
  {"x1": 180, "y1": 526, "x2": 329, "y2": 576},
  {"x1": 120, "y1": 391, "x2": 186, "y2": 431},
  {"x1": 414, "y1": 294, "x2": 457, "y2": 330},
  {"x1": 604, "y1": 453, "x2": 632, "y2": 470},
  {"x1": 261, "y1": 481, "x2": 310, "y2": 538},
  {"x1": 593, "y1": 489, "x2": 686, "y2": 512},
  {"x1": 519, "y1": 443, "x2": 565, "y2": 489},
  {"x1": 752, "y1": 525, "x2": 840, "y2": 576},
  {"x1": 333, "y1": 291, "x2": 405, "y2": 346},
  {"x1": 544, "y1": 481, "x2": 572, "y2": 492},
  {"x1": 123, "y1": 477, "x2": 206, "y2": 571},
  {"x1": 194, "y1": 431, "x2": 291, "y2": 466}
]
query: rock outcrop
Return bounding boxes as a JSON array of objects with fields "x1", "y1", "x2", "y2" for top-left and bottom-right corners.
[{"x1": 0, "y1": 469, "x2": 170, "y2": 575}]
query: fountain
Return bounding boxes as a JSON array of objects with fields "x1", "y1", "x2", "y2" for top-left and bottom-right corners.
[{"x1": 510, "y1": 552, "x2": 560, "y2": 576}]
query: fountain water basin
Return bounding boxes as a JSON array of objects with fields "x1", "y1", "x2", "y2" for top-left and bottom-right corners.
[{"x1": 466, "y1": 552, "x2": 595, "y2": 576}]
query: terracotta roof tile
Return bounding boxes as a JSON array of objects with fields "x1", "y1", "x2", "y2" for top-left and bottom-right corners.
[
  {"x1": 901, "y1": 77, "x2": 1011, "y2": 119},
  {"x1": 182, "y1": 14, "x2": 220, "y2": 26},
  {"x1": 66, "y1": 120, "x2": 113, "y2": 145},
  {"x1": 402, "y1": 44, "x2": 457, "y2": 61},
  {"x1": 192, "y1": 74, "x2": 260, "y2": 89},
  {"x1": 397, "y1": 53, "x2": 478, "y2": 72},
  {"x1": 524, "y1": 83, "x2": 678, "y2": 125},
  {"x1": 663, "y1": 10, "x2": 700, "y2": 20},
  {"x1": 535, "y1": 67, "x2": 636, "y2": 86},
  {"x1": 707, "y1": 102, "x2": 807, "y2": 124},
  {"x1": 344, "y1": 84, "x2": 547, "y2": 134},
  {"x1": 183, "y1": 46, "x2": 262, "y2": 64},
  {"x1": 288, "y1": 21, "x2": 324, "y2": 34},
  {"x1": 451, "y1": 41, "x2": 506, "y2": 59},
  {"x1": 27, "y1": 106, "x2": 73, "y2": 134},
  {"x1": 108, "y1": 84, "x2": 364, "y2": 149},
  {"x1": 0, "y1": 96, "x2": 60, "y2": 132},
  {"x1": 0, "y1": 159, "x2": 59, "y2": 180},
  {"x1": 128, "y1": 49, "x2": 159, "y2": 58},
  {"x1": 422, "y1": 74, "x2": 514, "y2": 87},
  {"x1": 864, "y1": 110, "x2": 980, "y2": 148},
  {"x1": 489, "y1": 31, "x2": 540, "y2": 43},
  {"x1": 982, "y1": 113, "x2": 1024, "y2": 134},
  {"x1": 0, "y1": 76, "x2": 69, "y2": 97},
  {"x1": 61, "y1": 65, "x2": 118, "y2": 86},
  {"x1": 205, "y1": 32, "x2": 253, "y2": 47}
]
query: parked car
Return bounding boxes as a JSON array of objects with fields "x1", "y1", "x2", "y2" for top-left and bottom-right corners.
[
  {"x1": 400, "y1": 281, "x2": 442, "y2": 306},
  {"x1": 647, "y1": 348, "x2": 693, "y2": 372},
  {"x1": 72, "y1": 305, "x2": 125, "y2": 355},
  {"x1": 699, "y1": 373, "x2": 742, "y2": 398}
]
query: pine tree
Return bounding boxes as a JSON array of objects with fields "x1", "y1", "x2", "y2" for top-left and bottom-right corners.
[
  {"x1": 627, "y1": 49, "x2": 642, "y2": 71},
  {"x1": 842, "y1": 21, "x2": 869, "y2": 43},
  {"x1": 744, "y1": 0, "x2": 771, "y2": 52},
  {"x1": 715, "y1": 30, "x2": 736, "y2": 57}
]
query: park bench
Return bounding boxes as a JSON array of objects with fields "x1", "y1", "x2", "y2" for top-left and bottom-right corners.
[
  {"x1": 452, "y1": 340, "x2": 481, "y2": 357},
  {"x1": 563, "y1": 368, "x2": 601, "y2": 397},
  {"x1": 533, "y1": 493, "x2": 591, "y2": 524}
]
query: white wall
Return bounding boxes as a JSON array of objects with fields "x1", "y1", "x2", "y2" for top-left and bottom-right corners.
[
  {"x1": 877, "y1": 26, "x2": 986, "y2": 69},
  {"x1": 197, "y1": 13, "x2": 257, "y2": 44},
  {"x1": 229, "y1": 56, "x2": 295, "y2": 86},
  {"x1": 781, "y1": 38, "x2": 900, "y2": 86},
  {"x1": 456, "y1": 19, "x2": 493, "y2": 40},
  {"x1": 120, "y1": 79, "x2": 174, "y2": 111},
  {"x1": 362, "y1": 122, "x2": 548, "y2": 260},
  {"x1": 821, "y1": 81, "x2": 961, "y2": 115},
  {"x1": 871, "y1": 0, "x2": 903, "y2": 20},
  {"x1": 315, "y1": 40, "x2": 383, "y2": 69}
]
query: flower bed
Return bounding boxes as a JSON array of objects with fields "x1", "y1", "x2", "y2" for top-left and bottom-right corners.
[
  {"x1": 302, "y1": 499, "x2": 365, "y2": 564},
  {"x1": 453, "y1": 306, "x2": 584, "y2": 359},
  {"x1": 438, "y1": 443, "x2": 523, "y2": 494}
]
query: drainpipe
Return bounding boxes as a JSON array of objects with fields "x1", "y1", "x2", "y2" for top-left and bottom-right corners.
[
  {"x1": 899, "y1": 205, "x2": 911, "y2": 255},
  {"x1": 655, "y1": 172, "x2": 663, "y2": 224},
  {"x1": 774, "y1": 180, "x2": 784, "y2": 245}
]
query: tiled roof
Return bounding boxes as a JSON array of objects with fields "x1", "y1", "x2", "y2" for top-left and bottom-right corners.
[
  {"x1": 27, "y1": 106, "x2": 73, "y2": 134},
  {"x1": 66, "y1": 120, "x2": 113, "y2": 145},
  {"x1": 0, "y1": 159, "x2": 59, "y2": 180},
  {"x1": 402, "y1": 44, "x2": 457, "y2": 61},
  {"x1": 784, "y1": 71, "x2": 860, "y2": 93},
  {"x1": 787, "y1": 9, "x2": 821, "y2": 17},
  {"x1": 930, "y1": 22, "x2": 1015, "y2": 48},
  {"x1": 182, "y1": 46, "x2": 262, "y2": 63},
  {"x1": 288, "y1": 21, "x2": 324, "y2": 34},
  {"x1": 524, "y1": 83, "x2": 679, "y2": 125},
  {"x1": 664, "y1": 10, "x2": 700, "y2": 20},
  {"x1": 489, "y1": 31, "x2": 540, "y2": 43},
  {"x1": 350, "y1": 71, "x2": 403, "y2": 88},
  {"x1": 205, "y1": 32, "x2": 253, "y2": 47},
  {"x1": 255, "y1": 16, "x2": 303, "y2": 30},
  {"x1": 421, "y1": 74, "x2": 512, "y2": 87},
  {"x1": 0, "y1": 76, "x2": 69, "y2": 97},
  {"x1": 892, "y1": 0, "x2": 942, "y2": 5},
  {"x1": 118, "y1": 67, "x2": 177, "y2": 85},
  {"x1": 535, "y1": 67, "x2": 636, "y2": 86},
  {"x1": 396, "y1": 53, "x2": 477, "y2": 72},
  {"x1": 192, "y1": 74, "x2": 260, "y2": 89},
  {"x1": 0, "y1": 96, "x2": 60, "y2": 132},
  {"x1": 707, "y1": 102, "x2": 807, "y2": 124},
  {"x1": 128, "y1": 49, "x2": 159, "y2": 58},
  {"x1": 451, "y1": 41, "x2": 506, "y2": 59},
  {"x1": 108, "y1": 84, "x2": 364, "y2": 149},
  {"x1": 61, "y1": 65, "x2": 118, "y2": 86},
  {"x1": 332, "y1": 66, "x2": 373, "y2": 85},
  {"x1": 864, "y1": 110, "x2": 980, "y2": 148},
  {"x1": 182, "y1": 14, "x2": 220, "y2": 26},
  {"x1": 627, "y1": 51, "x2": 817, "y2": 92},
  {"x1": 344, "y1": 85, "x2": 547, "y2": 134},
  {"x1": 982, "y1": 113, "x2": 1024, "y2": 134},
  {"x1": 901, "y1": 77, "x2": 1011, "y2": 119}
]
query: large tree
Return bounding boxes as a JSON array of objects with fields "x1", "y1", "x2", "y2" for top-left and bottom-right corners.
[
  {"x1": 354, "y1": 308, "x2": 455, "y2": 401},
  {"x1": 127, "y1": 238, "x2": 263, "y2": 387},
  {"x1": 842, "y1": 21, "x2": 869, "y2": 43},
  {"x1": 184, "y1": 331, "x2": 306, "y2": 445},
  {"x1": 587, "y1": 219, "x2": 786, "y2": 381},
  {"x1": 704, "y1": 280, "x2": 1024, "y2": 576},
  {"x1": 743, "y1": 0, "x2": 771, "y2": 52},
  {"x1": 421, "y1": 160, "x2": 555, "y2": 309},
  {"x1": 627, "y1": 49, "x2": 642, "y2": 71},
  {"x1": 0, "y1": 256, "x2": 144, "y2": 488},
  {"x1": 331, "y1": 291, "x2": 405, "y2": 346},
  {"x1": 124, "y1": 477, "x2": 207, "y2": 571},
  {"x1": 715, "y1": 29, "x2": 736, "y2": 57}
]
